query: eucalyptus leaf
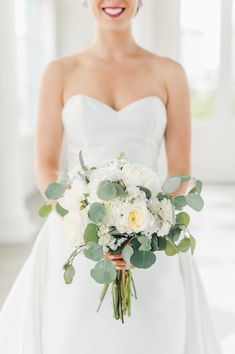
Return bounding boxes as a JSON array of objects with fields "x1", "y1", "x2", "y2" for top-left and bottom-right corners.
[
  {"x1": 97, "y1": 180, "x2": 117, "y2": 201},
  {"x1": 168, "y1": 228, "x2": 181, "y2": 243},
  {"x1": 190, "y1": 235, "x2": 196, "y2": 254},
  {"x1": 121, "y1": 244, "x2": 134, "y2": 263},
  {"x1": 45, "y1": 182, "x2": 65, "y2": 200},
  {"x1": 38, "y1": 204, "x2": 52, "y2": 217},
  {"x1": 83, "y1": 241, "x2": 103, "y2": 262},
  {"x1": 79, "y1": 150, "x2": 88, "y2": 171},
  {"x1": 114, "y1": 183, "x2": 127, "y2": 197},
  {"x1": 130, "y1": 250, "x2": 156, "y2": 268},
  {"x1": 162, "y1": 176, "x2": 181, "y2": 193},
  {"x1": 63, "y1": 264, "x2": 75, "y2": 285},
  {"x1": 178, "y1": 238, "x2": 191, "y2": 252},
  {"x1": 157, "y1": 237, "x2": 167, "y2": 250},
  {"x1": 88, "y1": 202, "x2": 106, "y2": 224},
  {"x1": 174, "y1": 196, "x2": 187, "y2": 210},
  {"x1": 56, "y1": 169, "x2": 69, "y2": 184},
  {"x1": 137, "y1": 236, "x2": 151, "y2": 251},
  {"x1": 176, "y1": 212, "x2": 190, "y2": 227},
  {"x1": 189, "y1": 179, "x2": 203, "y2": 194},
  {"x1": 56, "y1": 202, "x2": 69, "y2": 217},
  {"x1": 180, "y1": 175, "x2": 191, "y2": 182},
  {"x1": 137, "y1": 186, "x2": 152, "y2": 199},
  {"x1": 185, "y1": 193, "x2": 204, "y2": 211},
  {"x1": 165, "y1": 239, "x2": 178, "y2": 256},
  {"x1": 90, "y1": 259, "x2": 117, "y2": 284},
  {"x1": 151, "y1": 234, "x2": 159, "y2": 251},
  {"x1": 83, "y1": 223, "x2": 98, "y2": 244},
  {"x1": 196, "y1": 180, "x2": 203, "y2": 194}
]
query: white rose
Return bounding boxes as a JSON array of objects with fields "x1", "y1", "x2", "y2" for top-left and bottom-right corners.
[
  {"x1": 122, "y1": 163, "x2": 162, "y2": 195},
  {"x1": 63, "y1": 209, "x2": 89, "y2": 247},
  {"x1": 116, "y1": 201, "x2": 156, "y2": 235},
  {"x1": 58, "y1": 180, "x2": 88, "y2": 212}
]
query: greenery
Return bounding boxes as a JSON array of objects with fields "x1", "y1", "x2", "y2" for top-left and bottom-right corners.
[{"x1": 38, "y1": 150, "x2": 205, "y2": 322}]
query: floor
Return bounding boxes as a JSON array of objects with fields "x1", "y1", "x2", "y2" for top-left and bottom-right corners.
[{"x1": 0, "y1": 185, "x2": 234, "y2": 353}]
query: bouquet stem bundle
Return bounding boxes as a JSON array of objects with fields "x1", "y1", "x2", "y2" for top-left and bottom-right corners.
[{"x1": 98, "y1": 269, "x2": 137, "y2": 323}]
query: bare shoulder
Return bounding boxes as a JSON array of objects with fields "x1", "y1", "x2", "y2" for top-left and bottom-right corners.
[
  {"x1": 146, "y1": 52, "x2": 188, "y2": 80},
  {"x1": 150, "y1": 54, "x2": 190, "y2": 101},
  {"x1": 42, "y1": 52, "x2": 83, "y2": 81}
]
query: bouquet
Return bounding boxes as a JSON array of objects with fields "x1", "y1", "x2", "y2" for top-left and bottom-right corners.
[{"x1": 39, "y1": 151, "x2": 204, "y2": 323}]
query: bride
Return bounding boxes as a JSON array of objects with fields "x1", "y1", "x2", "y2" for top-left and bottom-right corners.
[{"x1": 0, "y1": 1, "x2": 223, "y2": 353}]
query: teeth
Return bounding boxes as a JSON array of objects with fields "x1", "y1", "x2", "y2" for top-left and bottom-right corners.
[{"x1": 103, "y1": 7, "x2": 123, "y2": 15}]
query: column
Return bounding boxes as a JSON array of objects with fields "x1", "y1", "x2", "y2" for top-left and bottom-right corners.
[
  {"x1": 0, "y1": 1, "x2": 34, "y2": 243},
  {"x1": 133, "y1": 0, "x2": 181, "y2": 59}
]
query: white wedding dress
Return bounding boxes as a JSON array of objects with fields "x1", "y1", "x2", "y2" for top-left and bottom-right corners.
[{"x1": 0, "y1": 94, "x2": 223, "y2": 354}]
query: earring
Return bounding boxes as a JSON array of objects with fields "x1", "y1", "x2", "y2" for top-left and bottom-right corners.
[{"x1": 82, "y1": 0, "x2": 88, "y2": 7}]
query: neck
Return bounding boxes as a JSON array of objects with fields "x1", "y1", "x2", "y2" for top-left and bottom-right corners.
[{"x1": 89, "y1": 26, "x2": 139, "y2": 60}]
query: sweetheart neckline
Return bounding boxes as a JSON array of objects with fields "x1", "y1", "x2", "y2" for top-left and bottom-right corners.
[{"x1": 61, "y1": 94, "x2": 167, "y2": 115}]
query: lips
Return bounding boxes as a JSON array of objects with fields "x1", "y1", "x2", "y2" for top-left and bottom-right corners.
[{"x1": 102, "y1": 6, "x2": 125, "y2": 18}]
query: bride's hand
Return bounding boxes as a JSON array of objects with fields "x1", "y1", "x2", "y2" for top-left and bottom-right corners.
[{"x1": 104, "y1": 251, "x2": 134, "y2": 270}]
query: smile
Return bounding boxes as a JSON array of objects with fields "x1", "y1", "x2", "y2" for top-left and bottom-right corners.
[{"x1": 102, "y1": 6, "x2": 126, "y2": 18}]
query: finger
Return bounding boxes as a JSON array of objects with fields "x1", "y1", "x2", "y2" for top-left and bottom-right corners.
[
  {"x1": 105, "y1": 253, "x2": 123, "y2": 260},
  {"x1": 114, "y1": 260, "x2": 127, "y2": 266}
]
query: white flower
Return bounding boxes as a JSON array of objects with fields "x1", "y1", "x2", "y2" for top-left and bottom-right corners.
[
  {"x1": 116, "y1": 200, "x2": 156, "y2": 236},
  {"x1": 122, "y1": 163, "x2": 162, "y2": 195},
  {"x1": 62, "y1": 209, "x2": 89, "y2": 247},
  {"x1": 149, "y1": 197, "x2": 173, "y2": 237},
  {"x1": 58, "y1": 179, "x2": 88, "y2": 212}
]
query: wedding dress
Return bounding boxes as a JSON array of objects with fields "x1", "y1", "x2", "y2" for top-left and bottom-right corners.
[{"x1": 0, "y1": 94, "x2": 223, "y2": 354}]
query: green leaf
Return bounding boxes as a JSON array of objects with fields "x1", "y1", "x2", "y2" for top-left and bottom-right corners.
[
  {"x1": 88, "y1": 202, "x2": 106, "y2": 224},
  {"x1": 168, "y1": 228, "x2": 181, "y2": 242},
  {"x1": 130, "y1": 250, "x2": 156, "y2": 269},
  {"x1": 162, "y1": 176, "x2": 181, "y2": 193},
  {"x1": 178, "y1": 238, "x2": 191, "y2": 252},
  {"x1": 63, "y1": 264, "x2": 75, "y2": 284},
  {"x1": 174, "y1": 196, "x2": 187, "y2": 210},
  {"x1": 79, "y1": 150, "x2": 88, "y2": 171},
  {"x1": 97, "y1": 180, "x2": 117, "y2": 201},
  {"x1": 83, "y1": 241, "x2": 104, "y2": 262},
  {"x1": 56, "y1": 169, "x2": 69, "y2": 184},
  {"x1": 121, "y1": 245, "x2": 134, "y2": 263},
  {"x1": 137, "y1": 236, "x2": 151, "y2": 251},
  {"x1": 151, "y1": 234, "x2": 159, "y2": 251},
  {"x1": 83, "y1": 223, "x2": 98, "y2": 244},
  {"x1": 196, "y1": 180, "x2": 203, "y2": 194},
  {"x1": 176, "y1": 212, "x2": 190, "y2": 227},
  {"x1": 90, "y1": 259, "x2": 117, "y2": 284},
  {"x1": 38, "y1": 204, "x2": 52, "y2": 217},
  {"x1": 190, "y1": 235, "x2": 196, "y2": 254},
  {"x1": 157, "y1": 237, "x2": 167, "y2": 250},
  {"x1": 180, "y1": 175, "x2": 191, "y2": 182},
  {"x1": 185, "y1": 193, "x2": 204, "y2": 211},
  {"x1": 114, "y1": 183, "x2": 127, "y2": 197},
  {"x1": 137, "y1": 186, "x2": 152, "y2": 199},
  {"x1": 45, "y1": 182, "x2": 65, "y2": 200},
  {"x1": 165, "y1": 239, "x2": 178, "y2": 256},
  {"x1": 56, "y1": 202, "x2": 69, "y2": 217}
]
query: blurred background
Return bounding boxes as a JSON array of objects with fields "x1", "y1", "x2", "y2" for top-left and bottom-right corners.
[{"x1": 0, "y1": 1, "x2": 234, "y2": 352}]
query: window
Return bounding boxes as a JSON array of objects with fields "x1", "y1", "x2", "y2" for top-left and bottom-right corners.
[
  {"x1": 179, "y1": 0, "x2": 223, "y2": 120},
  {"x1": 232, "y1": 1, "x2": 235, "y2": 117},
  {"x1": 15, "y1": 0, "x2": 56, "y2": 133}
]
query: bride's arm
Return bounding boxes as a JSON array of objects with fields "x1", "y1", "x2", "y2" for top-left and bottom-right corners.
[
  {"x1": 164, "y1": 60, "x2": 191, "y2": 196},
  {"x1": 34, "y1": 60, "x2": 64, "y2": 201}
]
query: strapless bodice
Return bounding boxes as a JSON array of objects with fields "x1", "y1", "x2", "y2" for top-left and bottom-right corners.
[{"x1": 61, "y1": 94, "x2": 167, "y2": 171}]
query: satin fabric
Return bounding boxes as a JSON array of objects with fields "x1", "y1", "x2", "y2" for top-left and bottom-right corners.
[{"x1": 0, "y1": 95, "x2": 222, "y2": 353}]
